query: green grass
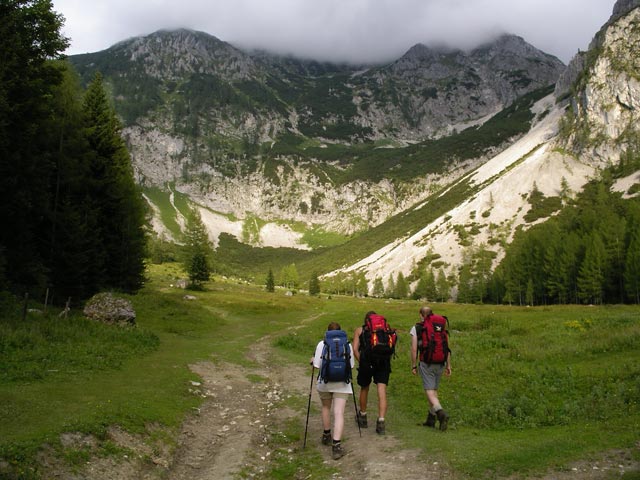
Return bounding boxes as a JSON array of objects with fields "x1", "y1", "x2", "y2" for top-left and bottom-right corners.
[
  {"x1": 1, "y1": 266, "x2": 639, "y2": 479},
  {"x1": 300, "y1": 226, "x2": 351, "y2": 249},
  {"x1": 142, "y1": 186, "x2": 183, "y2": 239}
]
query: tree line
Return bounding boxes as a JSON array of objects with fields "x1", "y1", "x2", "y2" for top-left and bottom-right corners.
[
  {"x1": 263, "y1": 166, "x2": 640, "y2": 305},
  {"x1": 487, "y1": 170, "x2": 640, "y2": 305},
  {"x1": 0, "y1": 0, "x2": 147, "y2": 305}
]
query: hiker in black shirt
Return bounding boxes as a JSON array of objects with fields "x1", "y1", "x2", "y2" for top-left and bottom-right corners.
[{"x1": 352, "y1": 311, "x2": 395, "y2": 435}]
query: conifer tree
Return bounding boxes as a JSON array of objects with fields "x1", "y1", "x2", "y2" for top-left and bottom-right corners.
[
  {"x1": 183, "y1": 207, "x2": 213, "y2": 287},
  {"x1": 385, "y1": 275, "x2": 396, "y2": 298},
  {"x1": 288, "y1": 264, "x2": 299, "y2": 290},
  {"x1": 425, "y1": 269, "x2": 437, "y2": 300},
  {"x1": 308, "y1": 271, "x2": 320, "y2": 296},
  {"x1": 413, "y1": 274, "x2": 428, "y2": 300},
  {"x1": 355, "y1": 272, "x2": 368, "y2": 297},
  {"x1": 280, "y1": 264, "x2": 299, "y2": 290},
  {"x1": 82, "y1": 72, "x2": 147, "y2": 292},
  {"x1": 435, "y1": 269, "x2": 450, "y2": 302},
  {"x1": 47, "y1": 63, "x2": 101, "y2": 301},
  {"x1": 266, "y1": 268, "x2": 275, "y2": 292},
  {"x1": 0, "y1": 0, "x2": 68, "y2": 295},
  {"x1": 457, "y1": 263, "x2": 474, "y2": 303},
  {"x1": 394, "y1": 272, "x2": 408, "y2": 299},
  {"x1": 372, "y1": 277, "x2": 385, "y2": 297},
  {"x1": 577, "y1": 234, "x2": 606, "y2": 304},
  {"x1": 624, "y1": 215, "x2": 640, "y2": 303}
]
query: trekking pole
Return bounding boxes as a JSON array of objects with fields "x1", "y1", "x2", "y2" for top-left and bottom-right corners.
[
  {"x1": 351, "y1": 381, "x2": 362, "y2": 438},
  {"x1": 303, "y1": 364, "x2": 315, "y2": 449}
]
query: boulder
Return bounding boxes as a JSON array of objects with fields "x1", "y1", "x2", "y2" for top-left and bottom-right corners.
[{"x1": 83, "y1": 292, "x2": 136, "y2": 327}]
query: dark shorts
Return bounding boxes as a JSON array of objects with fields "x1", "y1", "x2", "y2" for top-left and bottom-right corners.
[{"x1": 356, "y1": 355, "x2": 391, "y2": 387}]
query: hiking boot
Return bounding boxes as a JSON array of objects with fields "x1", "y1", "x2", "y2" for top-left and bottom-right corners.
[
  {"x1": 437, "y1": 409, "x2": 449, "y2": 431},
  {"x1": 332, "y1": 443, "x2": 345, "y2": 460},
  {"x1": 356, "y1": 413, "x2": 368, "y2": 428},
  {"x1": 376, "y1": 419, "x2": 385, "y2": 435},
  {"x1": 322, "y1": 432, "x2": 332, "y2": 445},
  {"x1": 423, "y1": 412, "x2": 436, "y2": 428}
]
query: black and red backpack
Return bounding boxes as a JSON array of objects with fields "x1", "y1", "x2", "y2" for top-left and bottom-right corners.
[
  {"x1": 360, "y1": 312, "x2": 397, "y2": 357},
  {"x1": 416, "y1": 314, "x2": 450, "y2": 364}
]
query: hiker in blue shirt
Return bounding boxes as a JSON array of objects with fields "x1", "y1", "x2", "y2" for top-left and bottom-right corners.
[{"x1": 311, "y1": 322, "x2": 355, "y2": 460}]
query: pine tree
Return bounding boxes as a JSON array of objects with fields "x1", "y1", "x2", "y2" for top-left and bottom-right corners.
[
  {"x1": 183, "y1": 207, "x2": 212, "y2": 287},
  {"x1": 308, "y1": 271, "x2": 320, "y2": 296},
  {"x1": 280, "y1": 264, "x2": 299, "y2": 290},
  {"x1": 435, "y1": 269, "x2": 450, "y2": 302},
  {"x1": 0, "y1": 0, "x2": 68, "y2": 295},
  {"x1": 413, "y1": 274, "x2": 428, "y2": 300},
  {"x1": 355, "y1": 272, "x2": 368, "y2": 297},
  {"x1": 82, "y1": 72, "x2": 147, "y2": 293},
  {"x1": 288, "y1": 264, "x2": 299, "y2": 290},
  {"x1": 624, "y1": 222, "x2": 640, "y2": 304},
  {"x1": 372, "y1": 277, "x2": 385, "y2": 297},
  {"x1": 577, "y1": 234, "x2": 606, "y2": 304},
  {"x1": 457, "y1": 263, "x2": 474, "y2": 303},
  {"x1": 46, "y1": 63, "x2": 102, "y2": 302},
  {"x1": 266, "y1": 268, "x2": 275, "y2": 292},
  {"x1": 525, "y1": 278, "x2": 535, "y2": 306},
  {"x1": 394, "y1": 272, "x2": 408, "y2": 299},
  {"x1": 385, "y1": 275, "x2": 396, "y2": 298}
]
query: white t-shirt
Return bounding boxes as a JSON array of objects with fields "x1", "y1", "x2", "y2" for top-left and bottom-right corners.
[{"x1": 312, "y1": 339, "x2": 355, "y2": 394}]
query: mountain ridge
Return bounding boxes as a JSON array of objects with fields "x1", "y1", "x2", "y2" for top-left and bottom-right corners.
[
  {"x1": 69, "y1": 29, "x2": 564, "y2": 242},
  {"x1": 68, "y1": 1, "x2": 640, "y2": 294}
]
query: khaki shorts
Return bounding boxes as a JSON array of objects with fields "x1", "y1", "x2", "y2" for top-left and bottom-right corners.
[
  {"x1": 318, "y1": 391, "x2": 349, "y2": 401},
  {"x1": 419, "y1": 362, "x2": 445, "y2": 390}
]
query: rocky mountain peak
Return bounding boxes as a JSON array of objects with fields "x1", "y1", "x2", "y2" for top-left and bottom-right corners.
[
  {"x1": 122, "y1": 29, "x2": 260, "y2": 81},
  {"x1": 473, "y1": 33, "x2": 554, "y2": 59},
  {"x1": 612, "y1": 0, "x2": 640, "y2": 18},
  {"x1": 555, "y1": 0, "x2": 639, "y2": 100}
]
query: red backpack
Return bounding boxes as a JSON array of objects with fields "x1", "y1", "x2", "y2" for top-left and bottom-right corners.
[
  {"x1": 361, "y1": 313, "x2": 397, "y2": 357},
  {"x1": 416, "y1": 314, "x2": 450, "y2": 364}
]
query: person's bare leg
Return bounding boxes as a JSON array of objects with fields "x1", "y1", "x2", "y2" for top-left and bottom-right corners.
[
  {"x1": 321, "y1": 398, "x2": 332, "y2": 430},
  {"x1": 426, "y1": 389, "x2": 440, "y2": 411},
  {"x1": 377, "y1": 383, "x2": 387, "y2": 419},
  {"x1": 359, "y1": 385, "x2": 369, "y2": 413},
  {"x1": 332, "y1": 397, "x2": 347, "y2": 440}
]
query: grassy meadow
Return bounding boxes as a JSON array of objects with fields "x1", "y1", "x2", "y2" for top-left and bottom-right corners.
[{"x1": 1, "y1": 263, "x2": 639, "y2": 479}]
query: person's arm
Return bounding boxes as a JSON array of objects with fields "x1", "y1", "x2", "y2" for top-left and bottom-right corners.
[
  {"x1": 444, "y1": 332, "x2": 452, "y2": 376},
  {"x1": 410, "y1": 327, "x2": 418, "y2": 375},
  {"x1": 312, "y1": 341, "x2": 323, "y2": 369},
  {"x1": 352, "y1": 327, "x2": 361, "y2": 363},
  {"x1": 445, "y1": 353, "x2": 452, "y2": 376}
]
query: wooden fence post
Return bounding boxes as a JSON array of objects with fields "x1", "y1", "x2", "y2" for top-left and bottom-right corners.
[
  {"x1": 22, "y1": 293, "x2": 29, "y2": 321},
  {"x1": 44, "y1": 288, "x2": 49, "y2": 314}
]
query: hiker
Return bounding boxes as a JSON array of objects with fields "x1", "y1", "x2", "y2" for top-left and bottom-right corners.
[
  {"x1": 410, "y1": 306, "x2": 452, "y2": 431},
  {"x1": 311, "y1": 321, "x2": 354, "y2": 460},
  {"x1": 352, "y1": 310, "x2": 396, "y2": 435}
]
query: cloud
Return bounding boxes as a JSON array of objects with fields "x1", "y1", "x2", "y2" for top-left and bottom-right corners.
[{"x1": 53, "y1": 0, "x2": 614, "y2": 64}]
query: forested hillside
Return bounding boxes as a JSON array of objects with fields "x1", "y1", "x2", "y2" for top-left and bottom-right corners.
[
  {"x1": 486, "y1": 171, "x2": 640, "y2": 304},
  {"x1": 0, "y1": 1, "x2": 147, "y2": 305}
]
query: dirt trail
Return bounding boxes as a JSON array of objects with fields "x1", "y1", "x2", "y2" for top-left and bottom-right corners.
[
  {"x1": 162, "y1": 322, "x2": 447, "y2": 480},
  {"x1": 160, "y1": 326, "x2": 639, "y2": 480},
  {"x1": 46, "y1": 322, "x2": 638, "y2": 480}
]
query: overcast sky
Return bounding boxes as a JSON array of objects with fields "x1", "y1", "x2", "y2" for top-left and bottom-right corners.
[{"x1": 51, "y1": 0, "x2": 615, "y2": 65}]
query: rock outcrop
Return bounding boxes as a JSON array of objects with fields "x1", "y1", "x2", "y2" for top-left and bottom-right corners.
[
  {"x1": 561, "y1": 4, "x2": 640, "y2": 161},
  {"x1": 83, "y1": 292, "x2": 136, "y2": 327}
]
